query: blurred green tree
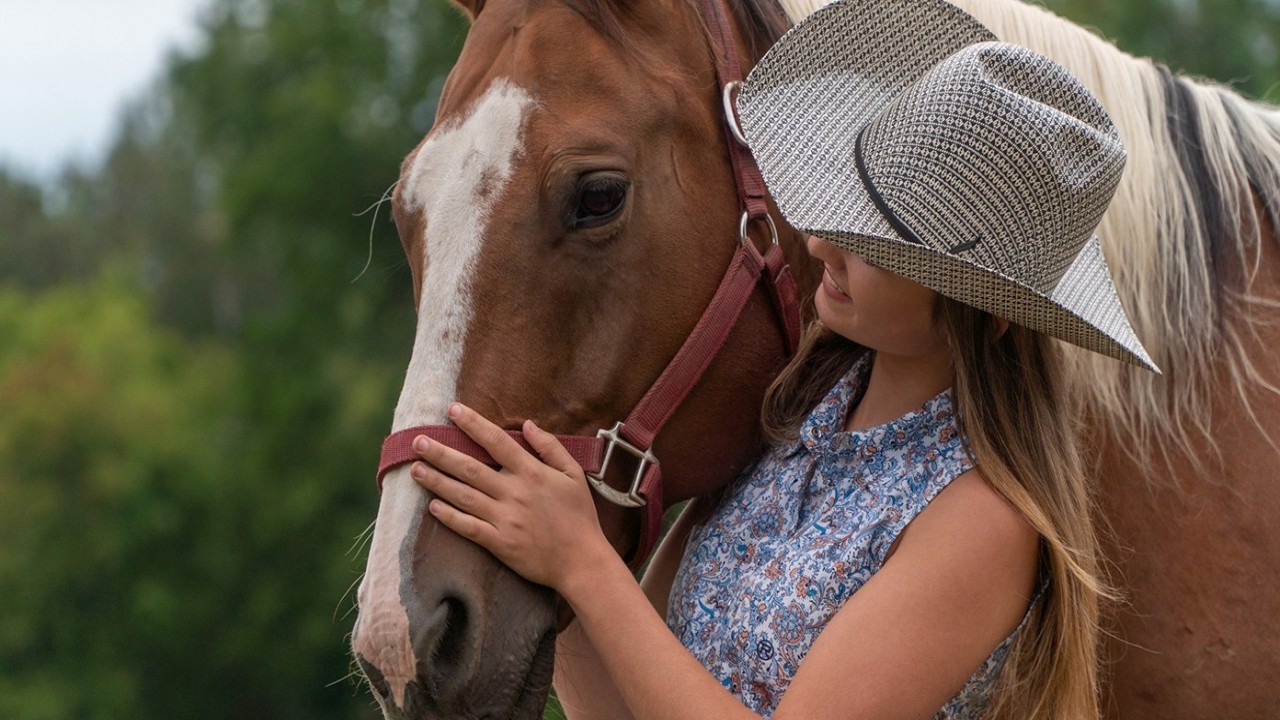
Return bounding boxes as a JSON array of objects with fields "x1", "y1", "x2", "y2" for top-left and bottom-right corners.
[
  {"x1": 1043, "y1": 0, "x2": 1279, "y2": 102},
  {"x1": 0, "y1": 170, "x2": 93, "y2": 289},
  {"x1": 0, "y1": 277, "x2": 230, "y2": 718},
  {"x1": 0, "y1": 274, "x2": 415, "y2": 719}
]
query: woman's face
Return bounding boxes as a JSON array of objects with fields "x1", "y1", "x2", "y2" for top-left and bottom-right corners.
[{"x1": 807, "y1": 235, "x2": 949, "y2": 359}]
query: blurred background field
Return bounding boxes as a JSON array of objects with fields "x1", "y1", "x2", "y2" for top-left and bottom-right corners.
[{"x1": 0, "y1": 0, "x2": 1274, "y2": 718}]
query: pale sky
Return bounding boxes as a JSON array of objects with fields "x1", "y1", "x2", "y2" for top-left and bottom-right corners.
[{"x1": 0, "y1": 0, "x2": 208, "y2": 182}]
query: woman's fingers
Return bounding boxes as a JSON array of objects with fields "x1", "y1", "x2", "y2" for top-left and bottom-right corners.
[
  {"x1": 413, "y1": 431, "x2": 507, "y2": 498},
  {"x1": 405, "y1": 407, "x2": 608, "y2": 590},
  {"x1": 411, "y1": 461, "x2": 500, "y2": 520},
  {"x1": 448, "y1": 403, "x2": 537, "y2": 473},
  {"x1": 523, "y1": 419, "x2": 583, "y2": 479},
  {"x1": 427, "y1": 498, "x2": 500, "y2": 549}
]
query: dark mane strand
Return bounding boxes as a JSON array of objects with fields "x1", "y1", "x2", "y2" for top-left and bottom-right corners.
[
  {"x1": 1159, "y1": 62, "x2": 1280, "y2": 328},
  {"x1": 563, "y1": 0, "x2": 790, "y2": 65},
  {"x1": 725, "y1": 0, "x2": 792, "y2": 62},
  {"x1": 1159, "y1": 64, "x2": 1240, "y2": 317},
  {"x1": 561, "y1": 0, "x2": 640, "y2": 53},
  {"x1": 1227, "y1": 95, "x2": 1280, "y2": 246}
]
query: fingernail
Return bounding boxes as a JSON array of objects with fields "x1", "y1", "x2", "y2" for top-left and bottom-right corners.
[
  {"x1": 448, "y1": 403, "x2": 461, "y2": 419},
  {"x1": 428, "y1": 499, "x2": 443, "y2": 515},
  {"x1": 410, "y1": 462, "x2": 426, "y2": 480},
  {"x1": 414, "y1": 436, "x2": 429, "y2": 453}
]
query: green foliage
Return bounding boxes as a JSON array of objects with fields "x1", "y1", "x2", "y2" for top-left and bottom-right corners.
[
  {"x1": 0, "y1": 277, "x2": 226, "y2": 718},
  {"x1": 543, "y1": 694, "x2": 568, "y2": 720},
  {"x1": 0, "y1": 275, "x2": 403, "y2": 719},
  {"x1": 1042, "y1": 0, "x2": 1280, "y2": 102},
  {"x1": 166, "y1": 0, "x2": 468, "y2": 349},
  {"x1": 0, "y1": 171, "x2": 94, "y2": 289}
]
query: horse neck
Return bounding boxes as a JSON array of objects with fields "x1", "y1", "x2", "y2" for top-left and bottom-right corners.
[{"x1": 714, "y1": 0, "x2": 793, "y2": 64}]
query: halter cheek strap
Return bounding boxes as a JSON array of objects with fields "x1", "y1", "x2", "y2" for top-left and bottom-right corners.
[{"x1": 374, "y1": 0, "x2": 801, "y2": 570}]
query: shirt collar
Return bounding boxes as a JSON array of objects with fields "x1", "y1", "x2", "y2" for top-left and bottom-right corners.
[{"x1": 798, "y1": 353, "x2": 955, "y2": 460}]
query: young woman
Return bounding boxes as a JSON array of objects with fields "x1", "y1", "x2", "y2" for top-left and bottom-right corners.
[{"x1": 405, "y1": 0, "x2": 1158, "y2": 718}]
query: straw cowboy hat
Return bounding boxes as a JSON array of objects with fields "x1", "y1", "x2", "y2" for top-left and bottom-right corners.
[{"x1": 737, "y1": 0, "x2": 1158, "y2": 371}]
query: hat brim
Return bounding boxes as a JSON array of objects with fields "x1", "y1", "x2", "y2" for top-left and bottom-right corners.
[{"x1": 816, "y1": 221, "x2": 1159, "y2": 371}]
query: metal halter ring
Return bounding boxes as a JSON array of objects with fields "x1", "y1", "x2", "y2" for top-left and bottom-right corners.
[
  {"x1": 739, "y1": 211, "x2": 779, "y2": 247},
  {"x1": 721, "y1": 81, "x2": 749, "y2": 146},
  {"x1": 585, "y1": 422, "x2": 656, "y2": 508}
]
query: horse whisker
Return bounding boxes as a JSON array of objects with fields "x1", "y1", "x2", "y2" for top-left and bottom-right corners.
[
  {"x1": 351, "y1": 180, "x2": 399, "y2": 284},
  {"x1": 349, "y1": 520, "x2": 377, "y2": 558}
]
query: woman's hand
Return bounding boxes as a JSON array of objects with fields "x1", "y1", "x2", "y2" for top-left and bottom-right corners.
[{"x1": 410, "y1": 402, "x2": 613, "y2": 591}]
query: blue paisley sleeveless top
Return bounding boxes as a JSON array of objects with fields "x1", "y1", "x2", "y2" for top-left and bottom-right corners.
[{"x1": 667, "y1": 356, "x2": 1020, "y2": 719}]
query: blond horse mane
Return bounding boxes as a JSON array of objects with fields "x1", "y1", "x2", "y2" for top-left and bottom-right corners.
[{"x1": 779, "y1": 0, "x2": 1280, "y2": 472}]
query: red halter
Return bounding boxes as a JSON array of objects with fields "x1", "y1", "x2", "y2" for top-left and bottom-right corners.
[{"x1": 377, "y1": 0, "x2": 801, "y2": 568}]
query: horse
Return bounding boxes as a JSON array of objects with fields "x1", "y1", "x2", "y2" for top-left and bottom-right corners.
[{"x1": 350, "y1": 0, "x2": 1280, "y2": 717}]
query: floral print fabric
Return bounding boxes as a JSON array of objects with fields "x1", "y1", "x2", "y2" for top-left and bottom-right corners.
[{"x1": 667, "y1": 356, "x2": 1019, "y2": 719}]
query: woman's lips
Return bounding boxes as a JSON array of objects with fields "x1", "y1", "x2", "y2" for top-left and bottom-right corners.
[{"x1": 821, "y1": 268, "x2": 852, "y2": 303}]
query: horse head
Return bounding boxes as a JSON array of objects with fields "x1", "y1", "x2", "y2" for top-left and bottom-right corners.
[{"x1": 351, "y1": 0, "x2": 810, "y2": 717}]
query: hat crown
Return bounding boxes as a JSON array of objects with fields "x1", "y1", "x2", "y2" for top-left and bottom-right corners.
[{"x1": 858, "y1": 42, "x2": 1126, "y2": 294}]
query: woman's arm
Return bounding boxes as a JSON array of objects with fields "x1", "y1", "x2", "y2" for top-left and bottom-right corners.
[
  {"x1": 553, "y1": 501, "x2": 706, "y2": 720},
  {"x1": 553, "y1": 619, "x2": 630, "y2": 720},
  {"x1": 415, "y1": 404, "x2": 1039, "y2": 720},
  {"x1": 772, "y1": 470, "x2": 1040, "y2": 719}
]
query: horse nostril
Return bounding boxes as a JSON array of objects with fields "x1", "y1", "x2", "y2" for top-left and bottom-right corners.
[
  {"x1": 416, "y1": 595, "x2": 474, "y2": 700},
  {"x1": 434, "y1": 597, "x2": 469, "y2": 673}
]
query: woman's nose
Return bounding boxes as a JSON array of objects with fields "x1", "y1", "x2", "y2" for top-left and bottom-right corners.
[{"x1": 805, "y1": 233, "x2": 834, "y2": 260}]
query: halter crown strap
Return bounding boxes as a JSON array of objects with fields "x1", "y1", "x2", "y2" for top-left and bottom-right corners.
[
  {"x1": 701, "y1": 0, "x2": 802, "y2": 352},
  {"x1": 700, "y1": 0, "x2": 771, "y2": 222}
]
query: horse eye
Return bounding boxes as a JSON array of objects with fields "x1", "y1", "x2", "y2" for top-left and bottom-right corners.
[{"x1": 572, "y1": 175, "x2": 628, "y2": 229}]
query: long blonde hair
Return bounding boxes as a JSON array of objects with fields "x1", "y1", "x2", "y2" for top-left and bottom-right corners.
[{"x1": 763, "y1": 298, "x2": 1111, "y2": 720}]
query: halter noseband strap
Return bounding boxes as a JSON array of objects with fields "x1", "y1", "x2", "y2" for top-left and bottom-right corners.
[{"x1": 376, "y1": 0, "x2": 801, "y2": 569}]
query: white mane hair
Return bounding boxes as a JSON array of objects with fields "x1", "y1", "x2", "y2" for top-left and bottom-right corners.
[{"x1": 778, "y1": 0, "x2": 1280, "y2": 470}]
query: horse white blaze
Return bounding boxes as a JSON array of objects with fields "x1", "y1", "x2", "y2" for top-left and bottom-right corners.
[{"x1": 353, "y1": 79, "x2": 533, "y2": 710}]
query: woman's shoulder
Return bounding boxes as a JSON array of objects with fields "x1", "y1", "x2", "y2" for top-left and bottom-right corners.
[
  {"x1": 890, "y1": 467, "x2": 1040, "y2": 598},
  {"x1": 922, "y1": 469, "x2": 1032, "y2": 532}
]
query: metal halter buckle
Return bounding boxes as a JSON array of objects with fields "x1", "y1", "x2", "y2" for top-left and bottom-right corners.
[
  {"x1": 585, "y1": 422, "x2": 657, "y2": 508},
  {"x1": 739, "y1": 210, "x2": 779, "y2": 246}
]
